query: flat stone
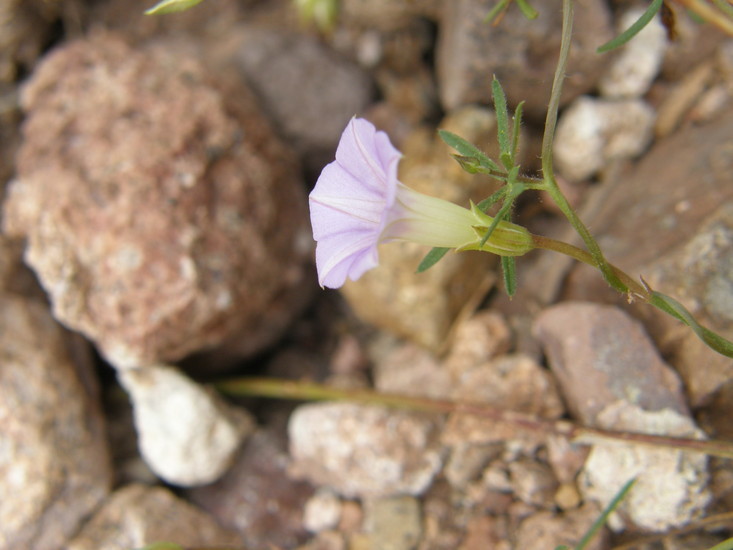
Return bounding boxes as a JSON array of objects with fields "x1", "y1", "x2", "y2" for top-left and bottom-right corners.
[
  {"x1": 437, "y1": 0, "x2": 612, "y2": 119},
  {"x1": 533, "y1": 302, "x2": 688, "y2": 425}
]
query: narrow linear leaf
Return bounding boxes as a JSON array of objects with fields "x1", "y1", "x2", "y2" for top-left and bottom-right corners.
[
  {"x1": 438, "y1": 129, "x2": 501, "y2": 172},
  {"x1": 484, "y1": 0, "x2": 511, "y2": 23},
  {"x1": 501, "y1": 256, "x2": 517, "y2": 297},
  {"x1": 511, "y1": 100, "x2": 525, "y2": 163},
  {"x1": 575, "y1": 479, "x2": 636, "y2": 550},
  {"x1": 491, "y1": 76, "x2": 512, "y2": 169},
  {"x1": 650, "y1": 291, "x2": 733, "y2": 358},
  {"x1": 417, "y1": 247, "x2": 450, "y2": 273},
  {"x1": 515, "y1": 0, "x2": 539, "y2": 19},
  {"x1": 477, "y1": 187, "x2": 509, "y2": 213},
  {"x1": 479, "y1": 196, "x2": 515, "y2": 248},
  {"x1": 145, "y1": 0, "x2": 205, "y2": 14},
  {"x1": 597, "y1": 0, "x2": 663, "y2": 53}
]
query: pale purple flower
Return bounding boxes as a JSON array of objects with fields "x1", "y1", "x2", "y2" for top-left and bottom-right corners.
[{"x1": 308, "y1": 118, "x2": 532, "y2": 288}]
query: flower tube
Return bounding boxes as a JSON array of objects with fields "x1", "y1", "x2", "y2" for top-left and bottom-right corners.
[{"x1": 308, "y1": 118, "x2": 533, "y2": 288}]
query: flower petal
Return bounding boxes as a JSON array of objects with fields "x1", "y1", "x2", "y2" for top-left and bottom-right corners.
[{"x1": 309, "y1": 117, "x2": 402, "y2": 288}]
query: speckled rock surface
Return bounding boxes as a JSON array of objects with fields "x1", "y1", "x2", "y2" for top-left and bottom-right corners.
[
  {"x1": 554, "y1": 97, "x2": 655, "y2": 182},
  {"x1": 289, "y1": 403, "x2": 444, "y2": 498},
  {"x1": 580, "y1": 402, "x2": 710, "y2": 532},
  {"x1": 66, "y1": 484, "x2": 244, "y2": 550},
  {"x1": 4, "y1": 31, "x2": 312, "y2": 369},
  {"x1": 0, "y1": 292, "x2": 111, "y2": 550}
]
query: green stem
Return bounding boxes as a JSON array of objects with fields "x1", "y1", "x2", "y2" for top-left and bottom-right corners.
[
  {"x1": 216, "y1": 377, "x2": 733, "y2": 459},
  {"x1": 540, "y1": 0, "x2": 626, "y2": 293},
  {"x1": 531, "y1": 234, "x2": 650, "y2": 300},
  {"x1": 532, "y1": 234, "x2": 733, "y2": 358}
]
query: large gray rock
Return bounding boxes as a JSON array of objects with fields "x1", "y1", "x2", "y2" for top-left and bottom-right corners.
[{"x1": 437, "y1": 0, "x2": 612, "y2": 119}]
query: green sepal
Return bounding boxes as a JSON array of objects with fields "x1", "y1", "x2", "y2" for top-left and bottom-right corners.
[
  {"x1": 650, "y1": 291, "x2": 733, "y2": 358},
  {"x1": 596, "y1": 0, "x2": 663, "y2": 53},
  {"x1": 452, "y1": 155, "x2": 492, "y2": 175},
  {"x1": 416, "y1": 247, "x2": 450, "y2": 273},
  {"x1": 438, "y1": 130, "x2": 502, "y2": 173},
  {"x1": 515, "y1": 0, "x2": 539, "y2": 20},
  {"x1": 145, "y1": 0, "x2": 205, "y2": 14}
]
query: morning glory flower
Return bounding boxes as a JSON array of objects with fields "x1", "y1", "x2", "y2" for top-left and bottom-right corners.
[{"x1": 308, "y1": 118, "x2": 533, "y2": 288}]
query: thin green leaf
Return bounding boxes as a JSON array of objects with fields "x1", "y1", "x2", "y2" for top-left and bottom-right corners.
[
  {"x1": 575, "y1": 479, "x2": 636, "y2": 550},
  {"x1": 515, "y1": 0, "x2": 539, "y2": 19},
  {"x1": 501, "y1": 256, "x2": 517, "y2": 297},
  {"x1": 555, "y1": 547, "x2": 571, "y2": 550},
  {"x1": 511, "y1": 101, "x2": 524, "y2": 163},
  {"x1": 476, "y1": 187, "x2": 509, "y2": 213},
  {"x1": 145, "y1": 0, "x2": 205, "y2": 14},
  {"x1": 708, "y1": 537, "x2": 733, "y2": 550},
  {"x1": 597, "y1": 0, "x2": 663, "y2": 53},
  {"x1": 650, "y1": 291, "x2": 733, "y2": 358},
  {"x1": 438, "y1": 130, "x2": 502, "y2": 172},
  {"x1": 491, "y1": 76, "x2": 512, "y2": 169},
  {"x1": 417, "y1": 247, "x2": 450, "y2": 273},
  {"x1": 483, "y1": 0, "x2": 511, "y2": 23}
]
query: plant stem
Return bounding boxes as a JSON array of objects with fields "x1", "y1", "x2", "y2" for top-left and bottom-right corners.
[
  {"x1": 531, "y1": 234, "x2": 650, "y2": 301},
  {"x1": 539, "y1": 0, "x2": 627, "y2": 293},
  {"x1": 216, "y1": 377, "x2": 733, "y2": 459}
]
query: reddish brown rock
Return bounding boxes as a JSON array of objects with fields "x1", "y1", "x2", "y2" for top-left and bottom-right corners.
[
  {"x1": 4, "y1": 32, "x2": 312, "y2": 369},
  {"x1": 186, "y1": 429, "x2": 314, "y2": 549}
]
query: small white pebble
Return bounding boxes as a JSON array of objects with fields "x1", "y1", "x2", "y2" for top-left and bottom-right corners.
[{"x1": 304, "y1": 489, "x2": 343, "y2": 533}]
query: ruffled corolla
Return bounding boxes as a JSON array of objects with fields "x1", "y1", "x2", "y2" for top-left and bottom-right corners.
[{"x1": 308, "y1": 118, "x2": 533, "y2": 288}]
